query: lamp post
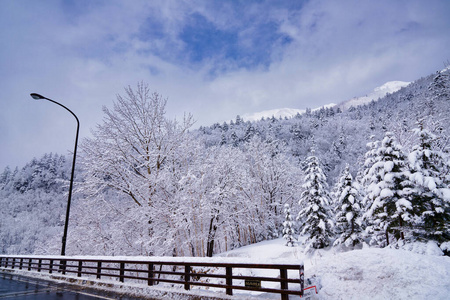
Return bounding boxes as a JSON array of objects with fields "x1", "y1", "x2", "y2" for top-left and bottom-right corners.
[{"x1": 30, "y1": 93, "x2": 79, "y2": 256}]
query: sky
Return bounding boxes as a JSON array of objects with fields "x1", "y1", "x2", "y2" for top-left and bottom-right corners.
[{"x1": 1, "y1": 0, "x2": 450, "y2": 171}]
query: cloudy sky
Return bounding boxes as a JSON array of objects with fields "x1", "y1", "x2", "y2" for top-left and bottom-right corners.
[{"x1": 1, "y1": 0, "x2": 450, "y2": 170}]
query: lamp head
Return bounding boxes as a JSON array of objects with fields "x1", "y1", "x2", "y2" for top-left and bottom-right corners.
[{"x1": 30, "y1": 93, "x2": 46, "y2": 100}]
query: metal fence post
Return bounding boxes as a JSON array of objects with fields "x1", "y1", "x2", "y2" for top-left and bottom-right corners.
[
  {"x1": 280, "y1": 268, "x2": 288, "y2": 300},
  {"x1": 119, "y1": 262, "x2": 125, "y2": 282},
  {"x1": 226, "y1": 266, "x2": 233, "y2": 295},
  {"x1": 148, "y1": 263, "x2": 154, "y2": 286},
  {"x1": 184, "y1": 265, "x2": 191, "y2": 290},
  {"x1": 61, "y1": 260, "x2": 67, "y2": 275},
  {"x1": 299, "y1": 264, "x2": 305, "y2": 297},
  {"x1": 77, "y1": 261, "x2": 83, "y2": 277},
  {"x1": 97, "y1": 261, "x2": 102, "y2": 279}
]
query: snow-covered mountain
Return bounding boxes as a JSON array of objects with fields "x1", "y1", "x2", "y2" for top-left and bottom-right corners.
[
  {"x1": 242, "y1": 104, "x2": 336, "y2": 122},
  {"x1": 241, "y1": 81, "x2": 410, "y2": 122},
  {"x1": 337, "y1": 81, "x2": 410, "y2": 110}
]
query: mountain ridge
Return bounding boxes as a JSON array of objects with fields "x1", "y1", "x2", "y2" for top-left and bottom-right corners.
[
  {"x1": 241, "y1": 80, "x2": 410, "y2": 122},
  {"x1": 337, "y1": 80, "x2": 410, "y2": 110}
]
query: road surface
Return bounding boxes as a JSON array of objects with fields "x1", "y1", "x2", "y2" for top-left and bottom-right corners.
[{"x1": 0, "y1": 272, "x2": 137, "y2": 299}]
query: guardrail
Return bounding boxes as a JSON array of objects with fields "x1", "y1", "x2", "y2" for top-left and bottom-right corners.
[{"x1": 0, "y1": 255, "x2": 304, "y2": 299}]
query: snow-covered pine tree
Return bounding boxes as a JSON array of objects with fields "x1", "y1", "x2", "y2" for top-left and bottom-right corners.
[
  {"x1": 297, "y1": 149, "x2": 333, "y2": 250},
  {"x1": 429, "y1": 69, "x2": 450, "y2": 102},
  {"x1": 361, "y1": 135, "x2": 380, "y2": 213},
  {"x1": 283, "y1": 203, "x2": 296, "y2": 247},
  {"x1": 364, "y1": 132, "x2": 414, "y2": 247},
  {"x1": 423, "y1": 68, "x2": 450, "y2": 117},
  {"x1": 333, "y1": 164, "x2": 364, "y2": 247},
  {"x1": 408, "y1": 119, "x2": 450, "y2": 243}
]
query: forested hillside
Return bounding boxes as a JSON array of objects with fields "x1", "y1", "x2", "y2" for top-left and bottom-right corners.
[
  {"x1": 0, "y1": 153, "x2": 71, "y2": 253},
  {"x1": 1, "y1": 67, "x2": 449, "y2": 257}
]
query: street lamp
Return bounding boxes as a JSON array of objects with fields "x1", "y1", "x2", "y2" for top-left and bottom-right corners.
[{"x1": 30, "y1": 93, "x2": 79, "y2": 256}]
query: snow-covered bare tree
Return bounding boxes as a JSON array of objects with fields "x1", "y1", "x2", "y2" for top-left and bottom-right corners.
[
  {"x1": 191, "y1": 145, "x2": 248, "y2": 257},
  {"x1": 80, "y1": 82, "x2": 194, "y2": 207},
  {"x1": 243, "y1": 137, "x2": 302, "y2": 240},
  {"x1": 79, "y1": 82, "x2": 194, "y2": 256}
]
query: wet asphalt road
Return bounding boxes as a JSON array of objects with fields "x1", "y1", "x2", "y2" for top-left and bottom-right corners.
[{"x1": 0, "y1": 272, "x2": 122, "y2": 299}]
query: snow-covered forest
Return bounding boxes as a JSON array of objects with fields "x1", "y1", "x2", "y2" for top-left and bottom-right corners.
[{"x1": 1, "y1": 67, "x2": 449, "y2": 258}]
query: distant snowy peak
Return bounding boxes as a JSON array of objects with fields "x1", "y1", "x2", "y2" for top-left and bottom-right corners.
[
  {"x1": 441, "y1": 66, "x2": 450, "y2": 73},
  {"x1": 242, "y1": 104, "x2": 336, "y2": 122},
  {"x1": 241, "y1": 81, "x2": 409, "y2": 122},
  {"x1": 242, "y1": 108, "x2": 304, "y2": 122},
  {"x1": 338, "y1": 81, "x2": 410, "y2": 110}
]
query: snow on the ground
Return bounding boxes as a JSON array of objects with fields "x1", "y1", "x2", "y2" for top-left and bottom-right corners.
[{"x1": 217, "y1": 238, "x2": 450, "y2": 300}]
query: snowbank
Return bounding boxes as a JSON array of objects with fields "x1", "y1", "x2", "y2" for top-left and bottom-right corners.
[
  {"x1": 218, "y1": 238, "x2": 450, "y2": 299},
  {"x1": 309, "y1": 247, "x2": 449, "y2": 299}
]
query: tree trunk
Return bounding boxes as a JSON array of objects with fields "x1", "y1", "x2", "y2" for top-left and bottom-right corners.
[
  {"x1": 399, "y1": 217, "x2": 405, "y2": 240},
  {"x1": 206, "y1": 238, "x2": 214, "y2": 257},
  {"x1": 206, "y1": 216, "x2": 218, "y2": 257}
]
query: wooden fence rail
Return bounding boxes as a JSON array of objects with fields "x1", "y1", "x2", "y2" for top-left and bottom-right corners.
[{"x1": 0, "y1": 256, "x2": 304, "y2": 300}]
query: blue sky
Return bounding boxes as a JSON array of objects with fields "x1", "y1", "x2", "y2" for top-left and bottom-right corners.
[{"x1": 1, "y1": 0, "x2": 450, "y2": 170}]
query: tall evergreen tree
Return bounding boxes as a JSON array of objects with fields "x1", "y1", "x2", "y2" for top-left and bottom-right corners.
[
  {"x1": 333, "y1": 164, "x2": 364, "y2": 247},
  {"x1": 282, "y1": 204, "x2": 296, "y2": 247},
  {"x1": 361, "y1": 135, "x2": 381, "y2": 212},
  {"x1": 409, "y1": 119, "x2": 450, "y2": 243},
  {"x1": 364, "y1": 132, "x2": 414, "y2": 246},
  {"x1": 297, "y1": 150, "x2": 333, "y2": 250}
]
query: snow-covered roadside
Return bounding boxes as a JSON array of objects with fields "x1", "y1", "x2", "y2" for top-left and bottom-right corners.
[
  {"x1": 308, "y1": 247, "x2": 450, "y2": 299},
  {"x1": 218, "y1": 238, "x2": 450, "y2": 300}
]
